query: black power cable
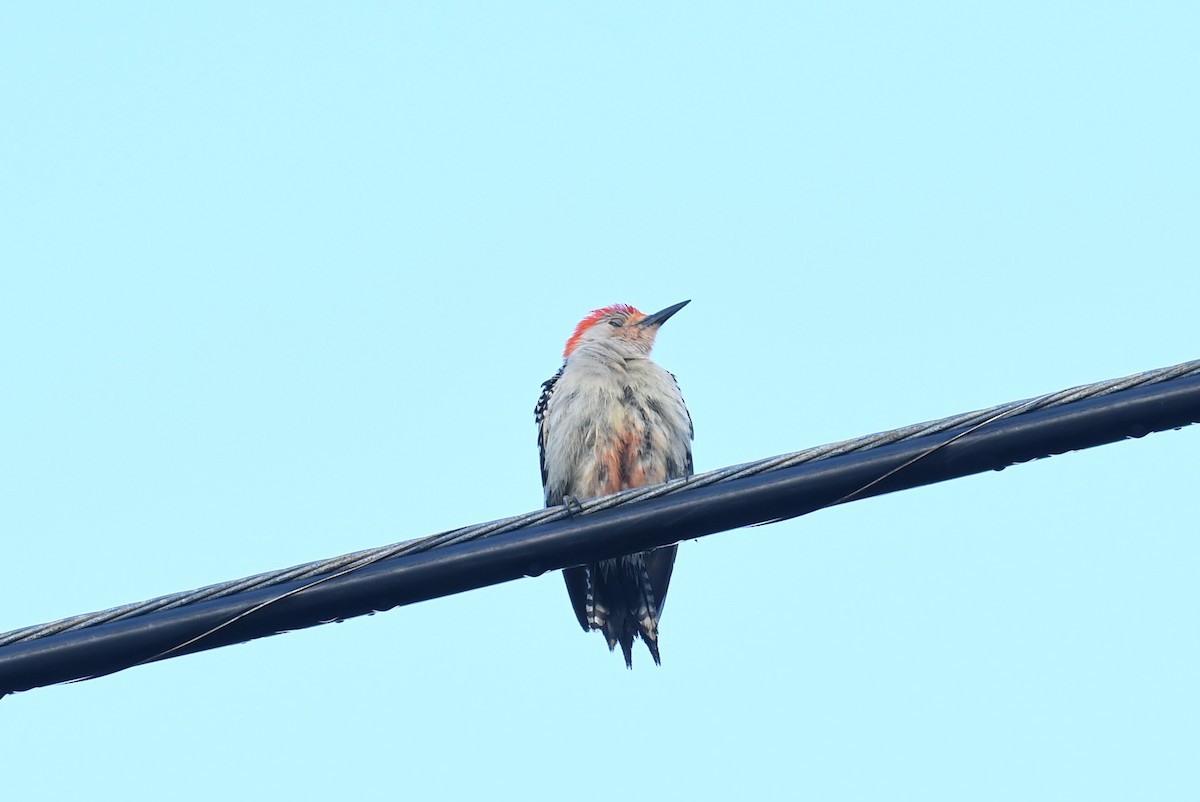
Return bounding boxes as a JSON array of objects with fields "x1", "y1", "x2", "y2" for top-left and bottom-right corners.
[{"x1": 2, "y1": 361, "x2": 1198, "y2": 696}]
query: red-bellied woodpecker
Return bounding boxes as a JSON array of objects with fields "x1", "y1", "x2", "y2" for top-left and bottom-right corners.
[{"x1": 535, "y1": 300, "x2": 693, "y2": 667}]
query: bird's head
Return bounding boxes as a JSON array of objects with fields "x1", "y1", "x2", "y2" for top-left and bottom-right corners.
[{"x1": 562, "y1": 300, "x2": 690, "y2": 360}]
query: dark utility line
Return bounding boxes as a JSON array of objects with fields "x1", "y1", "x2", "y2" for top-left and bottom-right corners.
[{"x1": 2, "y1": 359, "x2": 1198, "y2": 696}]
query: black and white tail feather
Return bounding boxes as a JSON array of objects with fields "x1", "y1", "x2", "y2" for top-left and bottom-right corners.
[{"x1": 562, "y1": 545, "x2": 678, "y2": 667}]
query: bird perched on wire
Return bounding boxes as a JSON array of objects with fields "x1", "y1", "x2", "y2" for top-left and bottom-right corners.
[{"x1": 535, "y1": 300, "x2": 694, "y2": 667}]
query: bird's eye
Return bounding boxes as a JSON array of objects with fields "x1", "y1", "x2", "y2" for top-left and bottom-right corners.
[{"x1": 608, "y1": 318, "x2": 624, "y2": 328}]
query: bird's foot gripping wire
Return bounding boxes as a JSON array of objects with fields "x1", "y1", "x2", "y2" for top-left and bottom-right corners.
[{"x1": 562, "y1": 495, "x2": 584, "y2": 516}]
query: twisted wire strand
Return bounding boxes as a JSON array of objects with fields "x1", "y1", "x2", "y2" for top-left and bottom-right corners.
[{"x1": 4, "y1": 358, "x2": 1198, "y2": 649}]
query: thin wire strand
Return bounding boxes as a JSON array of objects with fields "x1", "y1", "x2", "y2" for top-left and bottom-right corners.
[{"x1": 4, "y1": 358, "x2": 1198, "y2": 649}]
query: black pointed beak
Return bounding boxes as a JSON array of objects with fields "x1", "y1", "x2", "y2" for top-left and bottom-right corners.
[{"x1": 637, "y1": 300, "x2": 690, "y2": 328}]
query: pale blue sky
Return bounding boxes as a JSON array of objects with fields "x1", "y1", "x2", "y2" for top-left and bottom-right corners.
[{"x1": 2, "y1": 4, "x2": 1198, "y2": 800}]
